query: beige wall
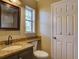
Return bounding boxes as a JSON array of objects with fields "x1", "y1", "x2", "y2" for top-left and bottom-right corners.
[
  {"x1": 21, "y1": 0, "x2": 37, "y2": 8},
  {"x1": 0, "y1": 0, "x2": 36, "y2": 41},
  {"x1": 37, "y1": 0, "x2": 61, "y2": 59}
]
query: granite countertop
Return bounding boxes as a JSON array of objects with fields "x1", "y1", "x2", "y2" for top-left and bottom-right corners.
[
  {"x1": 0, "y1": 36, "x2": 41, "y2": 59},
  {"x1": 0, "y1": 41, "x2": 33, "y2": 59}
]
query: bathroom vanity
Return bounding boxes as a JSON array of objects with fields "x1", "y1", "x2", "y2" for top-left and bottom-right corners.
[
  {"x1": 0, "y1": 40, "x2": 34, "y2": 59},
  {"x1": 0, "y1": 36, "x2": 41, "y2": 59},
  {"x1": 3, "y1": 47, "x2": 33, "y2": 59}
]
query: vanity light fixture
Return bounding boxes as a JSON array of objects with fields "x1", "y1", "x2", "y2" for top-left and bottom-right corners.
[
  {"x1": 9, "y1": 0, "x2": 21, "y2": 5},
  {"x1": 36, "y1": 0, "x2": 39, "y2": 2},
  {"x1": 9, "y1": 0, "x2": 16, "y2": 3}
]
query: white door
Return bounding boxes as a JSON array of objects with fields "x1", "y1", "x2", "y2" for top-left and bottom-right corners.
[{"x1": 51, "y1": 0, "x2": 78, "y2": 59}]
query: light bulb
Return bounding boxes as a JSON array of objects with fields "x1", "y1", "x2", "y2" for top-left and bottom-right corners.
[
  {"x1": 9, "y1": 0, "x2": 16, "y2": 2},
  {"x1": 36, "y1": 0, "x2": 39, "y2": 2},
  {"x1": 9, "y1": 0, "x2": 21, "y2": 5}
]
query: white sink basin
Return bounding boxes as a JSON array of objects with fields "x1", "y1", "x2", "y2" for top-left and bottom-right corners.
[{"x1": 2, "y1": 46, "x2": 22, "y2": 51}]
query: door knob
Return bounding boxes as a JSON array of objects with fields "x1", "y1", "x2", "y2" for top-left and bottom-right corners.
[{"x1": 53, "y1": 37, "x2": 56, "y2": 39}]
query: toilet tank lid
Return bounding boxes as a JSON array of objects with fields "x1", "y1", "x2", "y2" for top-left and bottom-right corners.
[{"x1": 34, "y1": 50, "x2": 48, "y2": 58}]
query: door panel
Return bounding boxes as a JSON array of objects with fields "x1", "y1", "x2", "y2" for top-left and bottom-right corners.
[
  {"x1": 53, "y1": 40, "x2": 57, "y2": 59},
  {"x1": 57, "y1": 16, "x2": 62, "y2": 35},
  {"x1": 62, "y1": 41, "x2": 66, "y2": 59},
  {"x1": 67, "y1": 43, "x2": 74, "y2": 59},
  {"x1": 51, "y1": 0, "x2": 77, "y2": 59},
  {"x1": 67, "y1": 15, "x2": 73, "y2": 35},
  {"x1": 53, "y1": 15, "x2": 57, "y2": 35},
  {"x1": 62, "y1": 16, "x2": 67, "y2": 35},
  {"x1": 56, "y1": 41, "x2": 62, "y2": 59}
]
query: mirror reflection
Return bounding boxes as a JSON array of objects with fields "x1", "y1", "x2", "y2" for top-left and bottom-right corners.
[{"x1": 0, "y1": 1, "x2": 20, "y2": 30}]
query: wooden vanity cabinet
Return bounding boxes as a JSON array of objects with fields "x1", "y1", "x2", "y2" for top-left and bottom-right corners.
[
  {"x1": 2, "y1": 55, "x2": 18, "y2": 59},
  {"x1": 2, "y1": 47, "x2": 33, "y2": 59},
  {"x1": 18, "y1": 47, "x2": 33, "y2": 59}
]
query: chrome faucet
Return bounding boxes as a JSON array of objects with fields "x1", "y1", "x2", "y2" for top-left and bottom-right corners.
[{"x1": 5, "y1": 35, "x2": 12, "y2": 45}]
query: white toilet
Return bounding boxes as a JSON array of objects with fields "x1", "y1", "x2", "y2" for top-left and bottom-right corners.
[{"x1": 31, "y1": 41, "x2": 48, "y2": 59}]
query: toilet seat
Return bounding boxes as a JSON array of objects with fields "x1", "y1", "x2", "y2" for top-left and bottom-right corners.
[{"x1": 34, "y1": 50, "x2": 48, "y2": 58}]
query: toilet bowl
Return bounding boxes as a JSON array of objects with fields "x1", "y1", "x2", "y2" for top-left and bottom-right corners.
[
  {"x1": 34, "y1": 50, "x2": 48, "y2": 59},
  {"x1": 30, "y1": 41, "x2": 49, "y2": 59}
]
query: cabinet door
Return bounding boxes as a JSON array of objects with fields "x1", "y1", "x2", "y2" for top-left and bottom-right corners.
[
  {"x1": 4, "y1": 55, "x2": 18, "y2": 59},
  {"x1": 19, "y1": 47, "x2": 33, "y2": 59}
]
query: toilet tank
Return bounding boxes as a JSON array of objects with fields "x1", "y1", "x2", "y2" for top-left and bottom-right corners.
[{"x1": 30, "y1": 41, "x2": 38, "y2": 51}]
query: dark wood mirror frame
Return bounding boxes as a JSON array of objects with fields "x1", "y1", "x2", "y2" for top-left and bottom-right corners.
[{"x1": 0, "y1": 1, "x2": 20, "y2": 30}]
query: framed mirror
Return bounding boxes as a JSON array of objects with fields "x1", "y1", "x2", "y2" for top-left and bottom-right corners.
[{"x1": 0, "y1": 1, "x2": 20, "y2": 30}]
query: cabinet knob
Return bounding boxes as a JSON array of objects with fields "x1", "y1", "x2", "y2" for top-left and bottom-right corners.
[{"x1": 19, "y1": 57, "x2": 22, "y2": 59}]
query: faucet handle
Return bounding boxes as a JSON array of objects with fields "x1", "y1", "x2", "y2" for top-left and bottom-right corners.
[{"x1": 8, "y1": 35, "x2": 12, "y2": 39}]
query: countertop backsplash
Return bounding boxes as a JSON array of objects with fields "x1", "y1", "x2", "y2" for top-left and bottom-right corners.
[{"x1": 0, "y1": 35, "x2": 26, "y2": 42}]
